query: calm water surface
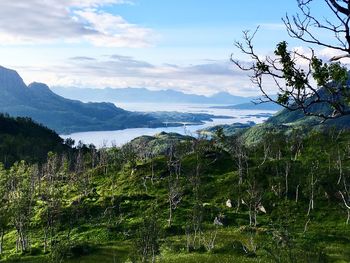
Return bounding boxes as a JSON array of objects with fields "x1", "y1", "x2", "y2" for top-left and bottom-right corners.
[{"x1": 61, "y1": 103, "x2": 276, "y2": 147}]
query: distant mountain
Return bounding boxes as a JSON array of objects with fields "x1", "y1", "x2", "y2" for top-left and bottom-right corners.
[
  {"x1": 0, "y1": 66, "x2": 160, "y2": 134},
  {"x1": 239, "y1": 89, "x2": 350, "y2": 145},
  {"x1": 266, "y1": 90, "x2": 350, "y2": 129},
  {"x1": 201, "y1": 87, "x2": 350, "y2": 146},
  {"x1": 0, "y1": 66, "x2": 232, "y2": 134},
  {"x1": 51, "y1": 87, "x2": 255, "y2": 105},
  {"x1": 211, "y1": 101, "x2": 282, "y2": 111}
]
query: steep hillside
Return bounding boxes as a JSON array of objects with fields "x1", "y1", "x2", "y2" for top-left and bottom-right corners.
[{"x1": 0, "y1": 113, "x2": 69, "y2": 167}]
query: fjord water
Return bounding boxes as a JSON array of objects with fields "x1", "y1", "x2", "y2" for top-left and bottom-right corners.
[{"x1": 61, "y1": 103, "x2": 275, "y2": 147}]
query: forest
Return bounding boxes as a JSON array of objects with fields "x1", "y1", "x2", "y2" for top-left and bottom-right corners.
[{"x1": 0, "y1": 116, "x2": 349, "y2": 262}]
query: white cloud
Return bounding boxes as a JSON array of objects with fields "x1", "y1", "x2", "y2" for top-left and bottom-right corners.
[
  {"x1": 76, "y1": 10, "x2": 154, "y2": 48},
  {"x1": 15, "y1": 55, "x2": 273, "y2": 96},
  {"x1": 318, "y1": 47, "x2": 350, "y2": 63},
  {"x1": 0, "y1": 0, "x2": 154, "y2": 47},
  {"x1": 69, "y1": 0, "x2": 133, "y2": 7}
]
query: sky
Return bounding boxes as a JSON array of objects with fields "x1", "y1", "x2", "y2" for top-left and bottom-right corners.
[{"x1": 0, "y1": 0, "x2": 342, "y2": 96}]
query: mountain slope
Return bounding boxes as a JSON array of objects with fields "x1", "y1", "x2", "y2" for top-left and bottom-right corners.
[
  {"x1": 0, "y1": 113, "x2": 69, "y2": 167},
  {"x1": 0, "y1": 66, "x2": 236, "y2": 134},
  {"x1": 266, "y1": 101, "x2": 350, "y2": 129},
  {"x1": 0, "y1": 66, "x2": 157, "y2": 134},
  {"x1": 239, "y1": 91, "x2": 350, "y2": 145},
  {"x1": 211, "y1": 101, "x2": 282, "y2": 111}
]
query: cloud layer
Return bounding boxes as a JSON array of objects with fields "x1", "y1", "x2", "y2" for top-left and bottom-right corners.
[
  {"x1": 0, "y1": 0, "x2": 153, "y2": 47},
  {"x1": 15, "y1": 54, "x2": 267, "y2": 96},
  {"x1": 24, "y1": 45, "x2": 348, "y2": 96}
]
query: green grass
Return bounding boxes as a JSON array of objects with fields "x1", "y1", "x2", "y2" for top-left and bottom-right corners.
[{"x1": 2, "y1": 132, "x2": 350, "y2": 262}]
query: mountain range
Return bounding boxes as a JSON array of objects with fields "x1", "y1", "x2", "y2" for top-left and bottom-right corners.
[
  {"x1": 51, "y1": 86, "x2": 255, "y2": 105},
  {"x1": 0, "y1": 66, "x2": 162, "y2": 134},
  {"x1": 0, "y1": 66, "x2": 234, "y2": 134}
]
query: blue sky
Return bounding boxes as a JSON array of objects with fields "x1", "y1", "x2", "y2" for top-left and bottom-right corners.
[{"x1": 0, "y1": 0, "x2": 340, "y2": 96}]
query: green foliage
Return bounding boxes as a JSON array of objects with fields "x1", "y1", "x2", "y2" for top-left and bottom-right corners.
[
  {"x1": 0, "y1": 113, "x2": 70, "y2": 167},
  {"x1": 311, "y1": 57, "x2": 348, "y2": 87},
  {"x1": 0, "y1": 130, "x2": 349, "y2": 262},
  {"x1": 274, "y1": 41, "x2": 308, "y2": 93}
]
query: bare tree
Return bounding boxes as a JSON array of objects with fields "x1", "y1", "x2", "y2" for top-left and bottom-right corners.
[
  {"x1": 307, "y1": 161, "x2": 319, "y2": 216},
  {"x1": 40, "y1": 153, "x2": 63, "y2": 253},
  {"x1": 0, "y1": 164, "x2": 10, "y2": 255},
  {"x1": 242, "y1": 181, "x2": 264, "y2": 227},
  {"x1": 185, "y1": 139, "x2": 204, "y2": 251},
  {"x1": 338, "y1": 189, "x2": 350, "y2": 224},
  {"x1": 166, "y1": 143, "x2": 183, "y2": 227},
  {"x1": 233, "y1": 0, "x2": 350, "y2": 120},
  {"x1": 8, "y1": 161, "x2": 36, "y2": 253},
  {"x1": 134, "y1": 211, "x2": 161, "y2": 263},
  {"x1": 167, "y1": 176, "x2": 182, "y2": 227},
  {"x1": 338, "y1": 167, "x2": 350, "y2": 224},
  {"x1": 215, "y1": 131, "x2": 249, "y2": 211},
  {"x1": 285, "y1": 161, "x2": 291, "y2": 200}
]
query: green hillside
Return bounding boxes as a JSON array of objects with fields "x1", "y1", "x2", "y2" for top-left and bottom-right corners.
[
  {"x1": 0, "y1": 130, "x2": 349, "y2": 263},
  {"x1": 0, "y1": 113, "x2": 70, "y2": 167},
  {"x1": 210, "y1": 97, "x2": 350, "y2": 146}
]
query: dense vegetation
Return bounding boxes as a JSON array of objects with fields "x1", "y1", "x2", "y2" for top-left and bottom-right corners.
[
  {"x1": 0, "y1": 126, "x2": 349, "y2": 263},
  {"x1": 0, "y1": 114, "x2": 70, "y2": 168}
]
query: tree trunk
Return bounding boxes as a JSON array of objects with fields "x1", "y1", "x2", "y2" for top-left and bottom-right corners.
[
  {"x1": 307, "y1": 172, "x2": 315, "y2": 216},
  {"x1": 16, "y1": 237, "x2": 19, "y2": 253},
  {"x1": 0, "y1": 229, "x2": 4, "y2": 255},
  {"x1": 285, "y1": 162, "x2": 290, "y2": 200},
  {"x1": 168, "y1": 200, "x2": 172, "y2": 227},
  {"x1": 295, "y1": 184, "x2": 300, "y2": 203},
  {"x1": 43, "y1": 227, "x2": 48, "y2": 253},
  {"x1": 151, "y1": 160, "x2": 154, "y2": 185},
  {"x1": 254, "y1": 209, "x2": 257, "y2": 227},
  {"x1": 249, "y1": 204, "x2": 252, "y2": 226}
]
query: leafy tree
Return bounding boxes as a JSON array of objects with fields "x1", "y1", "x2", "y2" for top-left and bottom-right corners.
[{"x1": 233, "y1": 0, "x2": 350, "y2": 120}]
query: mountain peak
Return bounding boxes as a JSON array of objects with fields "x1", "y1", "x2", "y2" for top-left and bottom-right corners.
[
  {"x1": 0, "y1": 65, "x2": 25, "y2": 86},
  {"x1": 211, "y1": 91, "x2": 236, "y2": 98},
  {"x1": 0, "y1": 66, "x2": 28, "y2": 101},
  {"x1": 0, "y1": 65, "x2": 20, "y2": 75},
  {"x1": 28, "y1": 82, "x2": 53, "y2": 93}
]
